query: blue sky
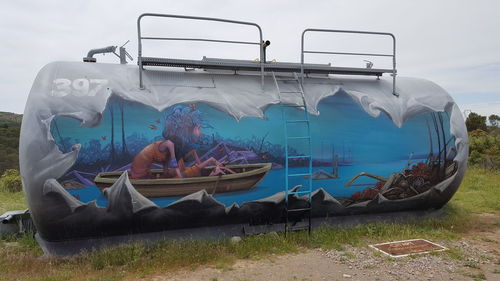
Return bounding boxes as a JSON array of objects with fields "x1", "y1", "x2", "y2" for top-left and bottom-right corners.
[
  {"x1": 1, "y1": 0, "x2": 499, "y2": 117},
  {"x1": 453, "y1": 92, "x2": 500, "y2": 105}
]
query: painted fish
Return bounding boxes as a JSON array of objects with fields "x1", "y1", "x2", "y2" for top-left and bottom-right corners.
[
  {"x1": 101, "y1": 136, "x2": 107, "y2": 141},
  {"x1": 155, "y1": 119, "x2": 161, "y2": 124},
  {"x1": 149, "y1": 125, "x2": 158, "y2": 130}
]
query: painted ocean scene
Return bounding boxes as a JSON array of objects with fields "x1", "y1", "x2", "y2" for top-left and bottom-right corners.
[{"x1": 50, "y1": 91, "x2": 454, "y2": 207}]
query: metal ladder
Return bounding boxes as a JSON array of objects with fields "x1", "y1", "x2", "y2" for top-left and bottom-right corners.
[{"x1": 272, "y1": 72, "x2": 313, "y2": 234}]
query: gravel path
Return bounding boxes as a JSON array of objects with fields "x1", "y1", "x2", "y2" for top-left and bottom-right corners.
[{"x1": 142, "y1": 218, "x2": 499, "y2": 281}]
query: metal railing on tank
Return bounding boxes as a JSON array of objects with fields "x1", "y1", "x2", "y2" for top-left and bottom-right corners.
[
  {"x1": 137, "y1": 13, "x2": 266, "y2": 89},
  {"x1": 300, "y1": 29, "x2": 398, "y2": 96}
]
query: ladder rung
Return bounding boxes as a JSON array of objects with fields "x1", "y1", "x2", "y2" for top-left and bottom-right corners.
[
  {"x1": 287, "y1": 190, "x2": 312, "y2": 195},
  {"x1": 283, "y1": 105, "x2": 306, "y2": 108},
  {"x1": 287, "y1": 225, "x2": 310, "y2": 232},
  {"x1": 286, "y1": 120, "x2": 308, "y2": 123},
  {"x1": 288, "y1": 173, "x2": 311, "y2": 177},
  {"x1": 287, "y1": 136, "x2": 310, "y2": 140},
  {"x1": 287, "y1": 155, "x2": 311, "y2": 159},
  {"x1": 275, "y1": 76, "x2": 300, "y2": 82},
  {"x1": 286, "y1": 207, "x2": 312, "y2": 212}
]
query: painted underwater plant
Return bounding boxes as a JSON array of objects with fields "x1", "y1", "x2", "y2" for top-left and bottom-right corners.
[{"x1": 343, "y1": 112, "x2": 457, "y2": 205}]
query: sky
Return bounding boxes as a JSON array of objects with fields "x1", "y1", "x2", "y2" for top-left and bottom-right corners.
[{"x1": 0, "y1": 0, "x2": 499, "y2": 117}]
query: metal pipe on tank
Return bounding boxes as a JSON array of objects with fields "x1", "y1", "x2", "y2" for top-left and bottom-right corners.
[
  {"x1": 83, "y1": 46, "x2": 117, "y2": 63},
  {"x1": 262, "y1": 40, "x2": 271, "y2": 63}
]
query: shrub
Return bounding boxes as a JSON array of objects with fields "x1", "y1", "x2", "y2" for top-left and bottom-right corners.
[
  {"x1": 468, "y1": 130, "x2": 500, "y2": 169},
  {"x1": 466, "y1": 113, "x2": 487, "y2": 132},
  {"x1": 0, "y1": 169, "x2": 22, "y2": 193}
]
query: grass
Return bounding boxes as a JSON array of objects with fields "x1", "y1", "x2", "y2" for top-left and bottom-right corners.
[
  {"x1": 452, "y1": 167, "x2": 500, "y2": 214},
  {"x1": 464, "y1": 261, "x2": 481, "y2": 269},
  {"x1": 0, "y1": 190, "x2": 26, "y2": 214},
  {"x1": 467, "y1": 273, "x2": 487, "y2": 281},
  {"x1": 0, "y1": 168, "x2": 498, "y2": 280},
  {"x1": 446, "y1": 247, "x2": 466, "y2": 261}
]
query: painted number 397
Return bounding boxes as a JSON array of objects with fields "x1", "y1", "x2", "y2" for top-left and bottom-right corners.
[{"x1": 50, "y1": 78, "x2": 109, "y2": 97}]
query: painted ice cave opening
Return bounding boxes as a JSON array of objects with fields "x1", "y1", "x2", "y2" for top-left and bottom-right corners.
[{"x1": 50, "y1": 90, "x2": 456, "y2": 208}]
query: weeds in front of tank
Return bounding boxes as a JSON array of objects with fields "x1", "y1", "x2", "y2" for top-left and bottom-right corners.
[
  {"x1": 464, "y1": 260, "x2": 481, "y2": 269},
  {"x1": 0, "y1": 185, "x2": 26, "y2": 214},
  {"x1": 0, "y1": 167, "x2": 498, "y2": 280},
  {"x1": 0, "y1": 205, "x2": 481, "y2": 280},
  {"x1": 453, "y1": 167, "x2": 500, "y2": 214},
  {"x1": 445, "y1": 248, "x2": 465, "y2": 261},
  {"x1": 466, "y1": 273, "x2": 487, "y2": 281},
  {"x1": 213, "y1": 263, "x2": 233, "y2": 271}
]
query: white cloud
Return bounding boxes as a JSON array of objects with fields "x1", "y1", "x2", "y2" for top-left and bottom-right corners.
[
  {"x1": 460, "y1": 102, "x2": 500, "y2": 118},
  {"x1": 0, "y1": 0, "x2": 499, "y2": 114}
]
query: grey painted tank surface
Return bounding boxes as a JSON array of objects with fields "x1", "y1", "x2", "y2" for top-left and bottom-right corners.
[{"x1": 20, "y1": 61, "x2": 468, "y2": 254}]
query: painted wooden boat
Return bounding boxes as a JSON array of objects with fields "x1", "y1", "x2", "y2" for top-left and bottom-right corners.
[{"x1": 94, "y1": 163, "x2": 272, "y2": 197}]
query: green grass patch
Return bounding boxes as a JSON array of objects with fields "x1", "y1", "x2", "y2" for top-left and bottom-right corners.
[
  {"x1": 467, "y1": 273, "x2": 487, "y2": 281},
  {"x1": 446, "y1": 248, "x2": 465, "y2": 261},
  {"x1": 464, "y1": 261, "x2": 480, "y2": 269},
  {"x1": 0, "y1": 190, "x2": 26, "y2": 214},
  {"x1": 213, "y1": 263, "x2": 233, "y2": 271},
  {"x1": 0, "y1": 168, "x2": 498, "y2": 280},
  {"x1": 3, "y1": 206, "x2": 474, "y2": 280},
  {"x1": 452, "y1": 167, "x2": 500, "y2": 214}
]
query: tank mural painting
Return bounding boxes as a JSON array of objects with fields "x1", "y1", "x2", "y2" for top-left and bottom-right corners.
[
  {"x1": 20, "y1": 62, "x2": 468, "y2": 248},
  {"x1": 50, "y1": 92, "x2": 457, "y2": 221}
]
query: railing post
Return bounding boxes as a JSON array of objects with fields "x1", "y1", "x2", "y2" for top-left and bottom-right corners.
[
  {"x1": 260, "y1": 41, "x2": 264, "y2": 89},
  {"x1": 137, "y1": 14, "x2": 144, "y2": 89},
  {"x1": 300, "y1": 30, "x2": 305, "y2": 86},
  {"x1": 136, "y1": 13, "x2": 264, "y2": 91},
  {"x1": 392, "y1": 35, "x2": 398, "y2": 97},
  {"x1": 301, "y1": 29, "x2": 398, "y2": 97}
]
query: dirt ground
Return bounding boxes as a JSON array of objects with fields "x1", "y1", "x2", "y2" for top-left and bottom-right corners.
[{"x1": 141, "y1": 216, "x2": 500, "y2": 281}]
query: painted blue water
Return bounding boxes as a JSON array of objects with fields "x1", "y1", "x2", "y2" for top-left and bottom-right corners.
[
  {"x1": 68, "y1": 159, "x2": 418, "y2": 207},
  {"x1": 52, "y1": 93, "x2": 451, "y2": 168},
  {"x1": 58, "y1": 92, "x2": 452, "y2": 208}
]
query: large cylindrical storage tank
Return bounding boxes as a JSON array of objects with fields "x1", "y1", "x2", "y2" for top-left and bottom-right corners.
[{"x1": 20, "y1": 61, "x2": 468, "y2": 255}]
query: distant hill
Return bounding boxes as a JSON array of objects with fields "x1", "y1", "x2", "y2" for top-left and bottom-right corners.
[
  {"x1": 0, "y1": 112, "x2": 22, "y2": 173},
  {"x1": 0, "y1": 112, "x2": 22, "y2": 126}
]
